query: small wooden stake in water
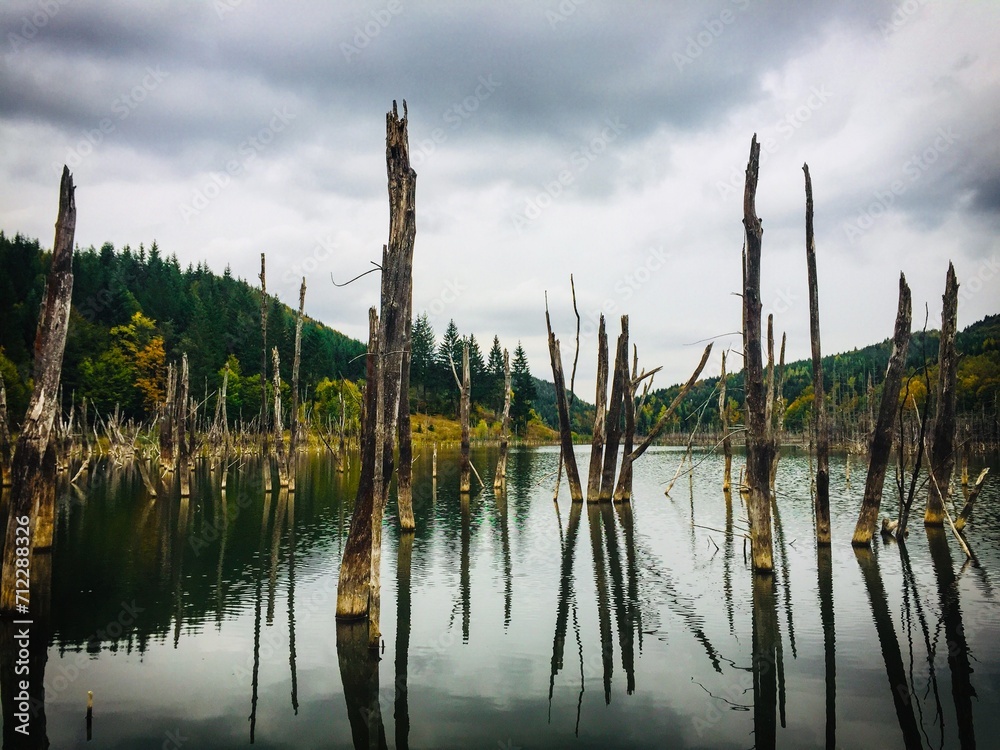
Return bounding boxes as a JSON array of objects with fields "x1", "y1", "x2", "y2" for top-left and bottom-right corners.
[{"x1": 86, "y1": 690, "x2": 93, "y2": 740}]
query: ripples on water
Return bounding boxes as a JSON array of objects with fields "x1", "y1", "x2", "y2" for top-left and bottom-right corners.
[{"x1": 5, "y1": 444, "x2": 998, "y2": 748}]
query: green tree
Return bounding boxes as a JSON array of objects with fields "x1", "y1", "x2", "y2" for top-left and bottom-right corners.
[
  {"x1": 467, "y1": 333, "x2": 486, "y2": 404},
  {"x1": 511, "y1": 342, "x2": 535, "y2": 434},
  {"x1": 411, "y1": 313, "x2": 436, "y2": 410},
  {"x1": 486, "y1": 335, "x2": 505, "y2": 413}
]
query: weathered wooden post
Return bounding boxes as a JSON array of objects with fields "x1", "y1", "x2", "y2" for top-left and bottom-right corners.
[
  {"x1": 955, "y1": 468, "x2": 989, "y2": 531},
  {"x1": 925, "y1": 263, "x2": 959, "y2": 526},
  {"x1": 804, "y1": 164, "x2": 830, "y2": 544},
  {"x1": 742, "y1": 135, "x2": 775, "y2": 573},
  {"x1": 288, "y1": 277, "x2": 305, "y2": 491},
  {"x1": 494, "y1": 349, "x2": 511, "y2": 491},
  {"x1": 258, "y1": 253, "x2": 269, "y2": 447},
  {"x1": 1, "y1": 166, "x2": 75, "y2": 615},
  {"x1": 852, "y1": 274, "x2": 911, "y2": 545}
]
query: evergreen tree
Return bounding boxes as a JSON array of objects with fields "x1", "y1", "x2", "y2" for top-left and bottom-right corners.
[
  {"x1": 486, "y1": 335, "x2": 505, "y2": 413},
  {"x1": 511, "y1": 342, "x2": 536, "y2": 434},
  {"x1": 411, "y1": 312, "x2": 436, "y2": 410},
  {"x1": 435, "y1": 319, "x2": 463, "y2": 413},
  {"x1": 467, "y1": 333, "x2": 486, "y2": 404}
]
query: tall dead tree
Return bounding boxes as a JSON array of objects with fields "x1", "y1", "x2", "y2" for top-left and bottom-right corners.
[
  {"x1": 1, "y1": 167, "x2": 75, "y2": 615},
  {"x1": 599, "y1": 317, "x2": 629, "y2": 501},
  {"x1": 742, "y1": 135, "x2": 775, "y2": 573},
  {"x1": 925, "y1": 262, "x2": 959, "y2": 526},
  {"x1": 450, "y1": 343, "x2": 472, "y2": 493},
  {"x1": 587, "y1": 315, "x2": 609, "y2": 502},
  {"x1": 852, "y1": 274, "x2": 911, "y2": 546},
  {"x1": 381, "y1": 101, "x2": 417, "y2": 531},
  {"x1": 0, "y1": 378, "x2": 11, "y2": 487},
  {"x1": 494, "y1": 349, "x2": 511, "y2": 491},
  {"x1": 804, "y1": 164, "x2": 830, "y2": 544},
  {"x1": 273, "y1": 347, "x2": 288, "y2": 487},
  {"x1": 177, "y1": 353, "x2": 191, "y2": 498},
  {"x1": 160, "y1": 361, "x2": 176, "y2": 470},
  {"x1": 288, "y1": 277, "x2": 305, "y2": 491},
  {"x1": 545, "y1": 301, "x2": 584, "y2": 501},
  {"x1": 258, "y1": 253, "x2": 269, "y2": 444},
  {"x1": 336, "y1": 309, "x2": 381, "y2": 621},
  {"x1": 719, "y1": 352, "x2": 732, "y2": 492}
]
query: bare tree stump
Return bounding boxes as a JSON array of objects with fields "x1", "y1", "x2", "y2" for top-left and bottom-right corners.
[
  {"x1": 288, "y1": 278, "x2": 305, "y2": 491},
  {"x1": 954, "y1": 467, "x2": 989, "y2": 532},
  {"x1": 1, "y1": 167, "x2": 75, "y2": 615},
  {"x1": 587, "y1": 315, "x2": 609, "y2": 502},
  {"x1": 273, "y1": 347, "x2": 288, "y2": 488},
  {"x1": 742, "y1": 135, "x2": 775, "y2": 573},
  {"x1": 598, "y1": 318, "x2": 629, "y2": 501},
  {"x1": 925, "y1": 263, "x2": 959, "y2": 526},
  {"x1": 0, "y1": 378, "x2": 11, "y2": 487},
  {"x1": 336, "y1": 309, "x2": 381, "y2": 620},
  {"x1": 804, "y1": 164, "x2": 830, "y2": 544},
  {"x1": 852, "y1": 274, "x2": 911, "y2": 546},
  {"x1": 178, "y1": 354, "x2": 191, "y2": 498},
  {"x1": 494, "y1": 349, "x2": 511, "y2": 491},
  {"x1": 545, "y1": 306, "x2": 584, "y2": 501},
  {"x1": 719, "y1": 352, "x2": 732, "y2": 492}
]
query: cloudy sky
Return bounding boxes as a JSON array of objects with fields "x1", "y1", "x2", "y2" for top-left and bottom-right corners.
[{"x1": 2, "y1": 0, "x2": 998, "y2": 396}]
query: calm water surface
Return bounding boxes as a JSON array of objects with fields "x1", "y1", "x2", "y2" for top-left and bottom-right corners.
[{"x1": 6, "y1": 445, "x2": 1000, "y2": 748}]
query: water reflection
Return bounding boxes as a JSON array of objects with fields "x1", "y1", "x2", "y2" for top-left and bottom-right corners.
[
  {"x1": 926, "y1": 527, "x2": 977, "y2": 747},
  {"x1": 752, "y1": 573, "x2": 778, "y2": 750},
  {"x1": 855, "y1": 547, "x2": 922, "y2": 747},
  {"x1": 817, "y1": 545, "x2": 836, "y2": 749},
  {"x1": 336, "y1": 620, "x2": 387, "y2": 750},
  {"x1": 1, "y1": 449, "x2": 996, "y2": 747}
]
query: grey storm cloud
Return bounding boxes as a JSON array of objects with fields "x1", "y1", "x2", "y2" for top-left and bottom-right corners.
[{"x1": 1, "y1": 0, "x2": 998, "y2": 391}]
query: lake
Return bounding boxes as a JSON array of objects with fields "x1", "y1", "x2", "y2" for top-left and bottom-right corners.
[{"x1": 5, "y1": 445, "x2": 999, "y2": 748}]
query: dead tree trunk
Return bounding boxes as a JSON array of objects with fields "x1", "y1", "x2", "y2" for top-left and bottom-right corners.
[
  {"x1": 0, "y1": 378, "x2": 11, "y2": 487},
  {"x1": 719, "y1": 351, "x2": 732, "y2": 492},
  {"x1": 615, "y1": 345, "x2": 639, "y2": 502},
  {"x1": 742, "y1": 135, "x2": 775, "y2": 573},
  {"x1": 450, "y1": 344, "x2": 472, "y2": 493},
  {"x1": 768, "y1": 329, "x2": 786, "y2": 493},
  {"x1": 494, "y1": 349, "x2": 511, "y2": 491},
  {"x1": 852, "y1": 274, "x2": 911, "y2": 546},
  {"x1": 336, "y1": 309, "x2": 381, "y2": 620},
  {"x1": 925, "y1": 262, "x2": 959, "y2": 526},
  {"x1": 613, "y1": 344, "x2": 712, "y2": 501},
  {"x1": 178, "y1": 354, "x2": 191, "y2": 498},
  {"x1": 599, "y1": 317, "x2": 629, "y2": 501},
  {"x1": 160, "y1": 361, "x2": 176, "y2": 470},
  {"x1": 955, "y1": 467, "x2": 989, "y2": 532},
  {"x1": 587, "y1": 315, "x2": 609, "y2": 502},
  {"x1": 289, "y1": 277, "x2": 305, "y2": 491},
  {"x1": 258, "y1": 253, "x2": 269, "y2": 448},
  {"x1": 381, "y1": 101, "x2": 417, "y2": 531},
  {"x1": 273, "y1": 347, "x2": 288, "y2": 487},
  {"x1": 545, "y1": 304, "x2": 584, "y2": 501},
  {"x1": 804, "y1": 163, "x2": 830, "y2": 544},
  {"x1": 1, "y1": 167, "x2": 75, "y2": 615}
]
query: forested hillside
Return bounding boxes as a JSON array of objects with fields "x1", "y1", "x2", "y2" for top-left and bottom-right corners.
[
  {"x1": 641, "y1": 315, "x2": 1000, "y2": 441},
  {"x1": 0, "y1": 231, "x2": 365, "y2": 427}
]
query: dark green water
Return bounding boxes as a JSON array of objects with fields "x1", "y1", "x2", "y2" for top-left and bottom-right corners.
[{"x1": 3, "y1": 445, "x2": 999, "y2": 748}]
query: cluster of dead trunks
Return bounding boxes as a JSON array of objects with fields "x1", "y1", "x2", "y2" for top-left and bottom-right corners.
[{"x1": 734, "y1": 136, "x2": 987, "y2": 575}]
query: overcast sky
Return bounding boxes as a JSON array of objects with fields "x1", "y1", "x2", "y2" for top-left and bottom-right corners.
[{"x1": 2, "y1": 0, "x2": 998, "y2": 397}]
